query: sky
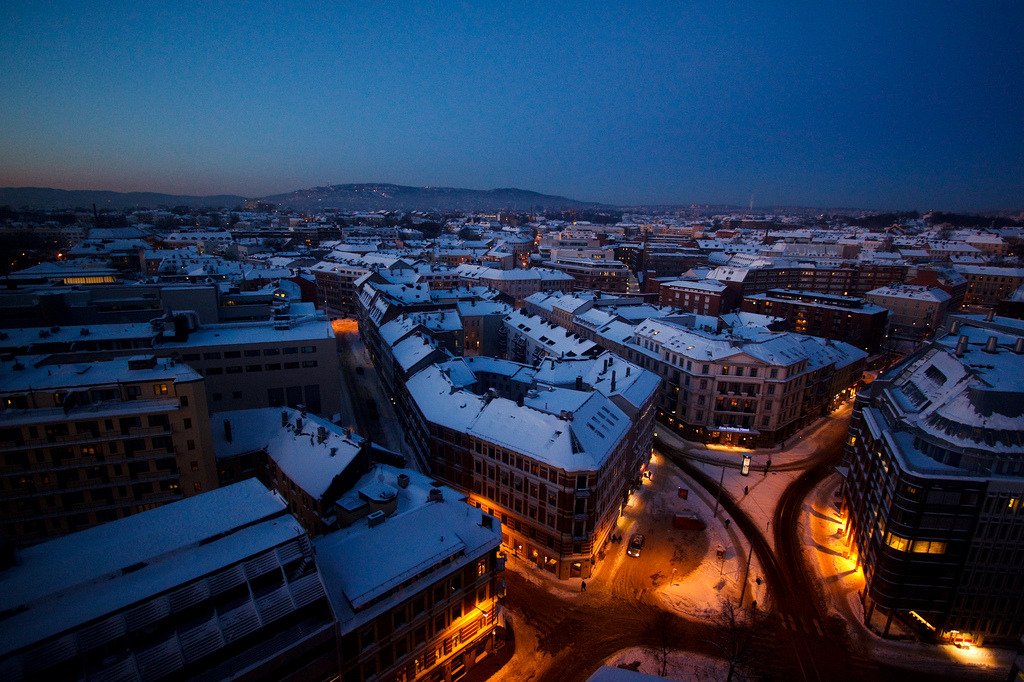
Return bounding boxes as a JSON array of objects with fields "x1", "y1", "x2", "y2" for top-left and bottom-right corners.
[{"x1": 1, "y1": 2, "x2": 1022, "y2": 210}]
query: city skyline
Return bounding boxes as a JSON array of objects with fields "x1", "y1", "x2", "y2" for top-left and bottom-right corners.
[{"x1": 2, "y1": 2, "x2": 1023, "y2": 211}]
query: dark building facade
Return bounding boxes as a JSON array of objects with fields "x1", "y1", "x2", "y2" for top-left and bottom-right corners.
[
  {"x1": 842, "y1": 318, "x2": 1024, "y2": 645},
  {"x1": 741, "y1": 289, "x2": 889, "y2": 353}
]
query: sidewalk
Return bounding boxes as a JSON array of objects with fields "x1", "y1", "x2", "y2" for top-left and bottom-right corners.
[
  {"x1": 655, "y1": 402, "x2": 853, "y2": 470},
  {"x1": 801, "y1": 473, "x2": 1015, "y2": 679}
]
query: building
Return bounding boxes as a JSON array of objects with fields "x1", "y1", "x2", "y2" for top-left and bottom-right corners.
[
  {"x1": 544, "y1": 256, "x2": 631, "y2": 294},
  {"x1": 403, "y1": 351, "x2": 659, "y2": 578},
  {"x1": 623, "y1": 318, "x2": 866, "y2": 447},
  {"x1": 0, "y1": 304, "x2": 343, "y2": 418},
  {"x1": 865, "y1": 284, "x2": 951, "y2": 342},
  {"x1": 658, "y1": 279, "x2": 732, "y2": 315},
  {"x1": 741, "y1": 289, "x2": 889, "y2": 353},
  {"x1": 317, "y1": 465, "x2": 505, "y2": 682},
  {"x1": 842, "y1": 317, "x2": 1024, "y2": 645},
  {"x1": 955, "y1": 265, "x2": 1024, "y2": 308},
  {"x1": 452, "y1": 264, "x2": 574, "y2": 305},
  {"x1": 0, "y1": 479, "x2": 338, "y2": 681},
  {"x1": 0, "y1": 354, "x2": 216, "y2": 546},
  {"x1": 500, "y1": 310, "x2": 601, "y2": 365},
  {"x1": 160, "y1": 306, "x2": 342, "y2": 416},
  {"x1": 212, "y1": 407, "x2": 397, "y2": 535}
]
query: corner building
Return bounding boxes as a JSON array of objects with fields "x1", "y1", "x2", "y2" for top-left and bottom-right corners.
[
  {"x1": 843, "y1": 317, "x2": 1024, "y2": 645},
  {"x1": 403, "y1": 352, "x2": 659, "y2": 579}
]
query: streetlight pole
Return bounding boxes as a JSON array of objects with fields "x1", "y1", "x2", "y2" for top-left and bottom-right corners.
[{"x1": 713, "y1": 465, "x2": 725, "y2": 519}]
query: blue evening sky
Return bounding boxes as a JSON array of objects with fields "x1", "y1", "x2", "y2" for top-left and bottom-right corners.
[{"x1": 1, "y1": 2, "x2": 1021, "y2": 209}]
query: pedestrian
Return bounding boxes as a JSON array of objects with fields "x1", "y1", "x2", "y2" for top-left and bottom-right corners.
[
  {"x1": 581, "y1": 580, "x2": 587, "y2": 593},
  {"x1": 744, "y1": 485, "x2": 749, "y2": 496},
  {"x1": 724, "y1": 518, "x2": 731, "y2": 528}
]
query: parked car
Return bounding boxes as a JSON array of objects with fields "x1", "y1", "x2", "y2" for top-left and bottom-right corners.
[{"x1": 626, "y1": 533, "x2": 645, "y2": 558}]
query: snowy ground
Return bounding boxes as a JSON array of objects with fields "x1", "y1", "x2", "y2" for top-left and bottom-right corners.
[
  {"x1": 646, "y1": 454, "x2": 767, "y2": 617},
  {"x1": 603, "y1": 646, "x2": 732, "y2": 681},
  {"x1": 802, "y1": 473, "x2": 1016, "y2": 679},
  {"x1": 655, "y1": 404, "x2": 853, "y2": 556},
  {"x1": 500, "y1": 450, "x2": 764, "y2": 620}
]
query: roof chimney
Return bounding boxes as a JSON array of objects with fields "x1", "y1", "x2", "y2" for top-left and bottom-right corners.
[
  {"x1": 1015, "y1": 338, "x2": 1024, "y2": 354},
  {"x1": 950, "y1": 319, "x2": 961, "y2": 334},
  {"x1": 611, "y1": 369, "x2": 617, "y2": 391},
  {"x1": 985, "y1": 335, "x2": 998, "y2": 353},
  {"x1": 223, "y1": 419, "x2": 232, "y2": 443},
  {"x1": 955, "y1": 335, "x2": 968, "y2": 357},
  {"x1": 986, "y1": 309, "x2": 995, "y2": 321},
  {"x1": 575, "y1": 375, "x2": 583, "y2": 391}
]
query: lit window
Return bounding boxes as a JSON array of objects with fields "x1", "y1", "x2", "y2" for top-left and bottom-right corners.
[
  {"x1": 885, "y1": 532, "x2": 909, "y2": 552},
  {"x1": 911, "y1": 539, "x2": 946, "y2": 554}
]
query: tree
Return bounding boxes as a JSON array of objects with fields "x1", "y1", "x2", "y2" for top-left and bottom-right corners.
[{"x1": 705, "y1": 598, "x2": 766, "y2": 682}]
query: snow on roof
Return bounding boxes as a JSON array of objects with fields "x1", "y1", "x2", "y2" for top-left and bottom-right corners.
[
  {"x1": 406, "y1": 355, "x2": 646, "y2": 472},
  {"x1": 391, "y1": 333, "x2": 443, "y2": 372},
  {"x1": 0, "y1": 480, "x2": 294, "y2": 658},
  {"x1": 315, "y1": 466, "x2": 500, "y2": 632},
  {"x1": 0, "y1": 354, "x2": 200, "y2": 393},
  {"x1": 865, "y1": 284, "x2": 950, "y2": 302},
  {"x1": 0, "y1": 322, "x2": 157, "y2": 349},
  {"x1": 661, "y1": 278, "x2": 727, "y2": 293},
  {"x1": 213, "y1": 408, "x2": 364, "y2": 499},
  {"x1": 160, "y1": 314, "x2": 333, "y2": 348}
]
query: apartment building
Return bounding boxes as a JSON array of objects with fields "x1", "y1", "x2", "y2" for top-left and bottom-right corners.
[
  {"x1": 0, "y1": 354, "x2": 216, "y2": 546},
  {"x1": 0, "y1": 479, "x2": 338, "y2": 682},
  {"x1": 842, "y1": 318, "x2": 1024, "y2": 645},
  {"x1": 318, "y1": 466, "x2": 504, "y2": 682},
  {"x1": 741, "y1": 289, "x2": 889, "y2": 353},
  {"x1": 955, "y1": 265, "x2": 1024, "y2": 308},
  {"x1": 623, "y1": 318, "x2": 866, "y2": 447},
  {"x1": 403, "y1": 352, "x2": 659, "y2": 579},
  {"x1": 865, "y1": 284, "x2": 951, "y2": 342},
  {"x1": 658, "y1": 279, "x2": 731, "y2": 315}
]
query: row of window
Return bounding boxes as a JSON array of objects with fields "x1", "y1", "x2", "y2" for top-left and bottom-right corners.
[
  {"x1": 180, "y1": 345, "x2": 318, "y2": 362},
  {"x1": 203, "y1": 361, "x2": 318, "y2": 375}
]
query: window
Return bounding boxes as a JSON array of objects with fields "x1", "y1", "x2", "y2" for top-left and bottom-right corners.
[
  {"x1": 301, "y1": 346, "x2": 316, "y2": 353},
  {"x1": 283, "y1": 347, "x2": 298, "y2": 355},
  {"x1": 911, "y1": 539, "x2": 947, "y2": 554},
  {"x1": 302, "y1": 360, "x2": 318, "y2": 368},
  {"x1": 224, "y1": 350, "x2": 241, "y2": 359},
  {"x1": 193, "y1": 482, "x2": 202, "y2": 492},
  {"x1": 179, "y1": 395, "x2": 188, "y2": 407},
  {"x1": 263, "y1": 348, "x2": 280, "y2": 356},
  {"x1": 885, "y1": 532, "x2": 909, "y2": 551},
  {"x1": 203, "y1": 352, "x2": 221, "y2": 360},
  {"x1": 153, "y1": 383, "x2": 169, "y2": 395},
  {"x1": 244, "y1": 349, "x2": 260, "y2": 357},
  {"x1": 226, "y1": 366, "x2": 242, "y2": 374},
  {"x1": 190, "y1": 460, "x2": 199, "y2": 472},
  {"x1": 187, "y1": 439, "x2": 196, "y2": 451},
  {"x1": 246, "y1": 364, "x2": 262, "y2": 372},
  {"x1": 184, "y1": 418, "x2": 192, "y2": 429},
  {"x1": 206, "y1": 367, "x2": 223, "y2": 375},
  {"x1": 702, "y1": 364, "x2": 709, "y2": 375}
]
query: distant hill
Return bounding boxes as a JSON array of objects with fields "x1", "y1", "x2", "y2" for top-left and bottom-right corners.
[
  {"x1": 260, "y1": 183, "x2": 602, "y2": 211},
  {"x1": 0, "y1": 187, "x2": 247, "y2": 210},
  {"x1": 0, "y1": 183, "x2": 600, "y2": 212}
]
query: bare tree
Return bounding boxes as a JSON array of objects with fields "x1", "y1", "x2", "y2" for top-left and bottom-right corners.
[{"x1": 705, "y1": 598, "x2": 765, "y2": 682}]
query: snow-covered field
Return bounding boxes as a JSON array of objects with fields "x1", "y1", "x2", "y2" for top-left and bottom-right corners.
[{"x1": 604, "y1": 646, "x2": 732, "y2": 681}]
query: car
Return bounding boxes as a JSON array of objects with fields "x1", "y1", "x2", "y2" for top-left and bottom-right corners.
[{"x1": 626, "y1": 533, "x2": 645, "y2": 558}]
